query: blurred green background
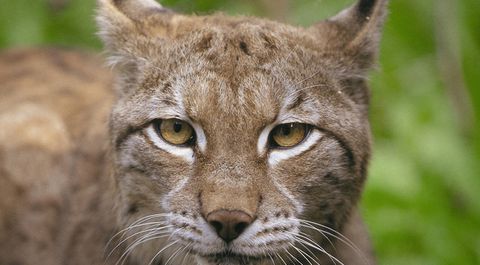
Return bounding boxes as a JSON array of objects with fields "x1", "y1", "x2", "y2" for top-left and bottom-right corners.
[{"x1": 1, "y1": 0, "x2": 479, "y2": 264}]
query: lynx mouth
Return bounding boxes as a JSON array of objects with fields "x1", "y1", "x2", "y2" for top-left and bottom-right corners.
[{"x1": 196, "y1": 250, "x2": 267, "y2": 264}]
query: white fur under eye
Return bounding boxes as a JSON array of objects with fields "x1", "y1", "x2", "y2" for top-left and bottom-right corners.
[
  {"x1": 268, "y1": 130, "x2": 323, "y2": 166},
  {"x1": 189, "y1": 121, "x2": 207, "y2": 153},
  {"x1": 146, "y1": 125, "x2": 194, "y2": 164},
  {"x1": 257, "y1": 123, "x2": 276, "y2": 155}
]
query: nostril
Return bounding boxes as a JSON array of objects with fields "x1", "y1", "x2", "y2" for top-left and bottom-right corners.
[
  {"x1": 234, "y1": 222, "x2": 248, "y2": 235},
  {"x1": 210, "y1": 220, "x2": 223, "y2": 234}
]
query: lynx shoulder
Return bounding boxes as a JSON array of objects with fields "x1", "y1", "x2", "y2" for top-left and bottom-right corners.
[{"x1": 0, "y1": 0, "x2": 388, "y2": 264}]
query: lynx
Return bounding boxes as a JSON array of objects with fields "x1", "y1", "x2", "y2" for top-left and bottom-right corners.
[{"x1": 0, "y1": 0, "x2": 387, "y2": 264}]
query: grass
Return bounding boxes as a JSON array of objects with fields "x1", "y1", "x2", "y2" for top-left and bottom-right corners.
[{"x1": 1, "y1": 0, "x2": 479, "y2": 264}]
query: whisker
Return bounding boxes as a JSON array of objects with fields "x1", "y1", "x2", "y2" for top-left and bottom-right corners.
[
  {"x1": 300, "y1": 230, "x2": 335, "y2": 252},
  {"x1": 289, "y1": 243, "x2": 316, "y2": 265},
  {"x1": 293, "y1": 239, "x2": 319, "y2": 265},
  {"x1": 117, "y1": 231, "x2": 171, "y2": 265},
  {"x1": 287, "y1": 230, "x2": 340, "y2": 265},
  {"x1": 180, "y1": 243, "x2": 192, "y2": 265},
  {"x1": 293, "y1": 69, "x2": 323, "y2": 87},
  {"x1": 106, "y1": 225, "x2": 173, "y2": 261},
  {"x1": 275, "y1": 252, "x2": 288, "y2": 265},
  {"x1": 298, "y1": 219, "x2": 369, "y2": 264},
  {"x1": 267, "y1": 252, "x2": 276, "y2": 265},
  {"x1": 299, "y1": 219, "x2": 361, "y2": 251},
  {"x1": 292, "y1": 234, "x2": 344, "y2": 265},
  {"x1": 148, "y1": 240, "x2": 179, "y2": 265},
  {"x1": 105, "y1": 214, "x2": 168, "y2": 250},
  {"x1": 124, "y1": 213, "x2": 169, "y2": 229},
  {"x1": 165, "y1": 242, "x2": 190, "y2": 265},
  {"x1": 283, "y1": 246, "x2": 303, "y2": 265}
]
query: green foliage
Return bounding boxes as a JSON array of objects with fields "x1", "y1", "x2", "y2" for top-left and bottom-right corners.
[{"x1": 1, "y1": 0, "x2": 479, "y2": 264}]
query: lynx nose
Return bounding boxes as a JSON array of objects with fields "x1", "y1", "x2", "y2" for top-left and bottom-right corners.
[{"x1": 207, "y1": 210, "x2": 253, "y2": 243}]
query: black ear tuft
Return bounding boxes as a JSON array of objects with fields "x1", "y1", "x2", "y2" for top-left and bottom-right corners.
[
  {"x1": 357, "y1": 0, "x2": 377, "y2": 17},
  {"x1": 309, "y1": 0, "x2": 388, "y2": 71}
]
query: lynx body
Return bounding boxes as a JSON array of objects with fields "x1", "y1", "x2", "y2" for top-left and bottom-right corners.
[{"x1": 0, "y1": 0, "x2": 387, "y2": 264}]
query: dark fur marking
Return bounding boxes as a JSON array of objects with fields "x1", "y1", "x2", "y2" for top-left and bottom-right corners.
[
  {"x1": 260, "y1": 32, "x2": 277, "y2": 50},
  {"x1": 114, "y1": 123, "x2": 149, "y2": 151},
  {"x1": 161, "y1": 82, "x2": 172, "y2": 93},
  {"x1": 286, "y1": 92, "x2": 305, "y2": 112},
  {"x1": 320, "y1": 129, "x2": 356, "y2": 169},
  {"x1": 127, "y1": 203, "x2": 139, "y2": 214},
  {"x1": 196, "y1": 35, "x2": 213, "y2": 52},
  {"x1": 160, "y1": 98, "x2": 177, "y2": 107},
  {"x1": 239, "y1": 41, "x2": 250, "y2": 55},
  {"x1": 358, "y1": 0, "x2": 376, "y2": 17},
  {"x1": 324, "y1": 173, "x2": 340, "y2": 186}
]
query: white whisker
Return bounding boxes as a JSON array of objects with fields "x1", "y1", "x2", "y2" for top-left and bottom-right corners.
[
  {"x1": 148, "y1": 240, "x2": 179, "y2": 265},
  {"x1": 107, "y1": 224, "x2": 173, "y2": 260},
  {"x1": 299, "y1": 219, "x2": 369, "y2": 264},
  {"x1": 180, "y1": 243, "x2": 192, "y2": 265},
  {"x1": 283, "y1": 246, "x2": 303, "y2": 265},
  {"x1": 105, "y1": 213, "x2": 168, "y2": 251},
  {"x1": 165, "y1": 242, "x2": 189, "y2": 265},
  {"x1": 117, "y1": 232, "x2": 171, "y2": 265},
  {"x1": 275, "y1": 252, "x2": 288, "y2": 265},
  {"x1": 292, "y1": 233, "x2": 344, "y2": 265},
  {"x1": 289, "y1": 243, "x2": 316, "y2": 265}
]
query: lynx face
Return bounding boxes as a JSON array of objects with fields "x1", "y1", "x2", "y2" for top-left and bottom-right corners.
[{"x1": 98, "y1": 0, "x2": 387, "y2": 264}]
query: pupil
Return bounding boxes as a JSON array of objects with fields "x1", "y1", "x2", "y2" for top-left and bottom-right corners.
[
  {"x1": 173, "y1": 122, "x2": 182, "y2": 133},
  {"x1": 281, "y1": 125, "x2": 291, "y2": 136}
]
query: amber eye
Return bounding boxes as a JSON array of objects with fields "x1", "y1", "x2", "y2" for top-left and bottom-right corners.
[
  {"x1": 270, "y1": 123, "x2": 309, "y2": 148},
  {"x1": 155, "y1": 119, "x2": 194, "y2": 146}
]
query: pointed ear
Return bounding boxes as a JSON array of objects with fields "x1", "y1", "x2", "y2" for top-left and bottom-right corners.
[
  {"x1": 96, "y1": 0, "x2": 179, "y2": 94},
  {"x1": 96, "y1": 0, "x2": 179, "y2": 50},
  {"x1": 310, "y1": 0, "x2": 388, "y2": 71},
  {"x1": 309, "y1": 0, "x2": 388, "y2": 110},
  {"x1": 97, "y1": 0, "x2": 184, "y2": 63}
]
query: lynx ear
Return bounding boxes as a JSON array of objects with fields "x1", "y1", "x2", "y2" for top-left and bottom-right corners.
[
  {"x1": 96, "y1": 0, "x2": 179, "y2": 94},
  {"x1": 310, "y1": 0, "x2": 388, "y2": 109},
  {"x1": 311, "y1": 0, "x2": 388, "y2": 71},
  {"x1": 96, "y1": 0, "x2": 181, "y2": 66}
]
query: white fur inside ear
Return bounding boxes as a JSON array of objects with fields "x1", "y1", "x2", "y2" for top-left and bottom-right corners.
[
  {"x1": 146, "y1": 125, "x2": 194, "y2": 164},
  {"x1": 268, "y1": 130, "x2": 323, "y2": 166}
]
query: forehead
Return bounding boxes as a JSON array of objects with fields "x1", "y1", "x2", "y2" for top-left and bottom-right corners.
[{"x1": 146, "y1": 17, "x2": 330, "y2": 130}]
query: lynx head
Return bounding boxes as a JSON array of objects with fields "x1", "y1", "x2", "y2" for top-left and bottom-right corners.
[{"x1": 97, "y1": 0, "x2": 387, "y2": 264}]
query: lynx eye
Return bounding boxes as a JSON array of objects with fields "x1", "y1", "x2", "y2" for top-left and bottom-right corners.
[
  {"x1": 154, "y1": 119, "x2": 194, "y2": 146},
  {"x1": 270, "y1": 123, "x2": 309, "y2": 148}
]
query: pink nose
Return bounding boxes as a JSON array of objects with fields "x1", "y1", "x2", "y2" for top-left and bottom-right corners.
[{"x1": 206, "y1": 210, "x2": 253, "y2": 243}]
